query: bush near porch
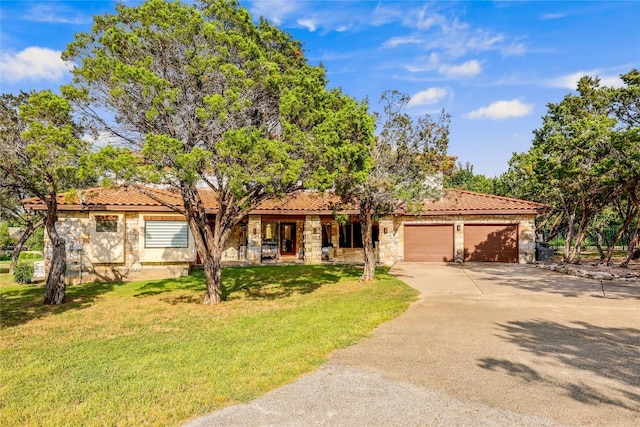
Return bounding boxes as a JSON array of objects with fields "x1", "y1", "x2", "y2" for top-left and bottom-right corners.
[{"x1": 0, "y1": 265, "x2": 416, "y2": 427}]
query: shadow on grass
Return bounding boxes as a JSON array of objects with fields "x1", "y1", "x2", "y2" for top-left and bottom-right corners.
[
  {"x1": 135, "y1": 265, "x2": 359, "y2": 301},
  {"x1": 478, "y1": 320, "x2": 640, "y2": 411},
  {"x1": 2, "y1": 265, "x2": 362, "y2": 327},
  {"x1": 0, "y1": 280, "x2": 119, "y2": 329}
]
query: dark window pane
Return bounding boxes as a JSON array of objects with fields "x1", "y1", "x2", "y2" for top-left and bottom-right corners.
[
  {"x1": 96, "y1": 215, "x2": 118, "y2": 233},
  {"x1": 353, "y1": 222, "x2": 363, "y2": 248}
]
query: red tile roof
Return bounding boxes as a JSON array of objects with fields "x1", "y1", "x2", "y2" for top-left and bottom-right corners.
[
  {"x1": 420, "y1": 189, "x2": 547, "y2": 215},
  {"x1": 22, "y1": 186, "x2": 545, "y2": 215}
]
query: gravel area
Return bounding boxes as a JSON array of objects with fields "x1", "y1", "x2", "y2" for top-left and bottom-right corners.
[{"x1": 184, "y1": 364, "x2": 563, "y2": 427}]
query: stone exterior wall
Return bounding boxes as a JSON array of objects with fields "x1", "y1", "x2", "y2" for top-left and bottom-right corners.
[
  {"x1": 48, "y1": 211, "x2": 193, "y2": 283},
  {"x1": 46, "y1": 210, "x2": 537, "y2": 284},
  {"x1": 221, "y1": 224, "x2": 247, "y2": 262}
]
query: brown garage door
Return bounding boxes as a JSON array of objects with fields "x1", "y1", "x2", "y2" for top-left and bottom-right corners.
[
  {"x1": 404, "y1": 225, "x2": 454, "y2": 262},
  {"x1": 464, "y1": 224, "x2": 517, "y2": 262}
]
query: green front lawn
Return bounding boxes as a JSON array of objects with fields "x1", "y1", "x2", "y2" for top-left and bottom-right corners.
[{"x1": 0, "y1": 265, "x2": 416, "y2": 426}]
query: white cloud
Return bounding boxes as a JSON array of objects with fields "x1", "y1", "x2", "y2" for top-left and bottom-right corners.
[
  {"x1": 248, "y1": 0, "x2": 301, "y2": 25},
  {"x1": 297, "y1": 19, "x2": 317, "y2": 32},
  {"x1": 383, "y1": 36, "x2": 423, "y2": 48},
  {"x1": 412, "y1": 6, "x2": 446, "y2": 30},
  {"x1": 0, "y1": 47, "x2": 72, "y2": 82},
  {"x1": 25, "y1": 4, "x2": 90, "y2": 24},
  {"x1": 370, "y1": 3, "x2": 405, "y2": 26},
  {"x1": 408, "y1": 87, "x2": 451, "y2": 107},
  {"x1": 467, "y1": 99, "x2": 534, "y2": 120},
  {"x1": 438, "y1": 60, "x2": 482, "y2": 78},
  {"x1": 546, "y1": 70, "x2": 624, "y2": 89},
  {"x1": 541, "y1": 13, "x2": 567, "y2": 20}
]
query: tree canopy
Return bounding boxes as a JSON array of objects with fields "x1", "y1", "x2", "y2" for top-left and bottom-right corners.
[
  {"x1": 502, "y1": 70, "x2": 640, "y2": 265},
  {"x1": 335, "y1": 90, "x2": 450, "y2": 281},
  {"x1": 0, "y1": 91, "x2": 88, "y2": 303},
  {"x1": 63, "y1": 0, "x2": 373, "y2": 304}
]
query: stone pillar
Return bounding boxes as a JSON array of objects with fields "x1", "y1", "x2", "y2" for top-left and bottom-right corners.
[
  {"x1": 304, "y1": 215, "x2": 322, "y2": 264},
  {"x1": 247, "y1": 215, "x2": 262, "y2": 264},
  {"x1": 518, "y1": 217, "x2": 536, "y2": 264},
  {"x1": 454, "y1": 221, "x2": 464, "y2": 262},
  {"x1": 377, "y1": 217, "x2": 396, "y2": 266}
]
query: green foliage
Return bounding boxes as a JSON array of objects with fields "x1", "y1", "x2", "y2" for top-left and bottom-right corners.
[
  {"x1": 444, "y1": 162, "x2": 500, "y2": 194},
  {"x1": 13, "y1": 260, "x2": 33, "y2": 284},
  {"x1": 0, "y1": 223, "x2": 14, "y2": 250},
  {"x1": 502, "y1": 70, "x2": 640, "y2": 263},
  {"x1": 24, "y1": 227, "x2": 44, "y2": 251},
  {"x1": 0, "y1": 265, "x2": 416, "y2": 425},
  {"x1": 63, "y1": 0, "x2": 374, "y2": 302},
  {"x1": 18, "y1": 252, "x2": 43, "y2": 261}
]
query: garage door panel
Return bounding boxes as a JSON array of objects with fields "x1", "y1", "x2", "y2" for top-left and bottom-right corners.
[
  {"x1": 404, "y1": 225, "x2": 454, "y2": 262},
  {"x1": 464, "y1": 224, "x2": 517, "y2": 263}
]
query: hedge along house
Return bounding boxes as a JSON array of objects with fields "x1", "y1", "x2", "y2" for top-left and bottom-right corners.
[{"x1": 22, "y1": 186, "x2": 546, "y2": 284}]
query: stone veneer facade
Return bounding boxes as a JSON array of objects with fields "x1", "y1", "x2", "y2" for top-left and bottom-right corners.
[{"x1": 46, "y1": 210, "x2": 537, "y2": 284}]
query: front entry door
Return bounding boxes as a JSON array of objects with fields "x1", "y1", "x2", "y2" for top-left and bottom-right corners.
[{"x1": 280, "y1": 223, "x2": 296, "y2": 255}]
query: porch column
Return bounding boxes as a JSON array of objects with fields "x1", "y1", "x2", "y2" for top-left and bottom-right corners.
[
  {"x1": 247, "y1": 215, "x2": 262, "y2": 264},
  {"x1": 377, "y1": 217, "x2": 396, "y2": 266},
  {"x1": 304, "y1": 215, "x2": 322, "y2": 265},
  {"x1": 518, "y1": 217, "x2": 536, "y2": 264}
]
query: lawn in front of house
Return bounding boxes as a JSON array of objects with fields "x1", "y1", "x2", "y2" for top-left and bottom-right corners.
[{"x1": 0, "y1": 265, "x2": 417, "y2": 427}]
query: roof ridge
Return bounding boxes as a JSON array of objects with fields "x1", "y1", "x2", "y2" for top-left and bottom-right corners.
[{"x1": 444, "y1": 188, "x2": 546, "y2": 207}]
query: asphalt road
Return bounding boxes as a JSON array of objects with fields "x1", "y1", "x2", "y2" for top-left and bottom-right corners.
[{"x1": 185, "y1": 263, "x2": 640, "y2": 427}]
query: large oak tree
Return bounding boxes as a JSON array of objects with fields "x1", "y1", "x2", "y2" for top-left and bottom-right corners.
[
  {"x1": 63, "y1": 0, "x2": 373, "y2": 304},
  {"x1": 0, "y1": 91, "x2": 88, "y2": 304}
]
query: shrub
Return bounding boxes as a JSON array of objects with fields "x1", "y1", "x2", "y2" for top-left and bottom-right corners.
[
  {"x1": 18, "y1": 252, "x2": 43, "y2": 261},
  {"x1": 14, "y1": 261, "x2": 34, "y2": 284}
]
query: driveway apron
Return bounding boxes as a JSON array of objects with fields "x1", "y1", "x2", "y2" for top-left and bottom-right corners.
[{"x1": 185, "y1": 263, "x2": 640, "y2": 427}]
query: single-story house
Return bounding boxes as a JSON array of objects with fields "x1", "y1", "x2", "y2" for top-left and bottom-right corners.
[{"x1": 23, "y1": 186, "x2": 546, "y2": 283}]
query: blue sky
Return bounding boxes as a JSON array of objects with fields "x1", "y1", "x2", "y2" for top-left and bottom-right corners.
[{"x1": 1, "y1": 1, "x2": 639, "y2": 177}]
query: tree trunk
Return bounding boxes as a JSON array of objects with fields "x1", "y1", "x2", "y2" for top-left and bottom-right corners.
[
  {"x1": 360, "y1": 202, "x2": 375, "y2": 282},
  {"x1": 43, "y1": 199, "x2": 66, "y2": 305},
  {"x1": 620, "y1": 218, "x2": 640, "y2": 268},
  {"x1": 604, "y1": 208, "x2": 637, "y2": 265},
  {"x1": 589, "y1": 231, "x2": 606, "y2": 261},
  {"x1": 563, "y1": 213, "x2": 575, "y2": 262},
  {"x1": 179, "y1": 184, "x2": 237, "y2": 305},
  {"x1": 202, "y1": 247, "x2": 223, "y2": 305},
  {"x1": 569, "y1": 222, "x2": 587, "y2": 264},
  {"x1": 9, "y1": 219, "x2": 42, "y2": 275},
  {"x1": 620, "y1": 195, "x2": 640, "y2": 268}
]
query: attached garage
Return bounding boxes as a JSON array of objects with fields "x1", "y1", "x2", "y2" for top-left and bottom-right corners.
[
  {"x1": 464, "y1": 224, "x2": 518, "y2": 262},
  {"x1": 404, "y1": 224, "x2": 454, "y2": 262}
]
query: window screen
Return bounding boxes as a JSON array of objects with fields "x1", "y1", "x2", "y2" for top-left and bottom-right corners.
[{"x1": 145, "y1": 221, "x2": 189, "y2": 248}]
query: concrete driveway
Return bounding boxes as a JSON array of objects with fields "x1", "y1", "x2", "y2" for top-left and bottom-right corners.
[{"x1": 185, "y1": 263, "x2": 640, "y2": 427}]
